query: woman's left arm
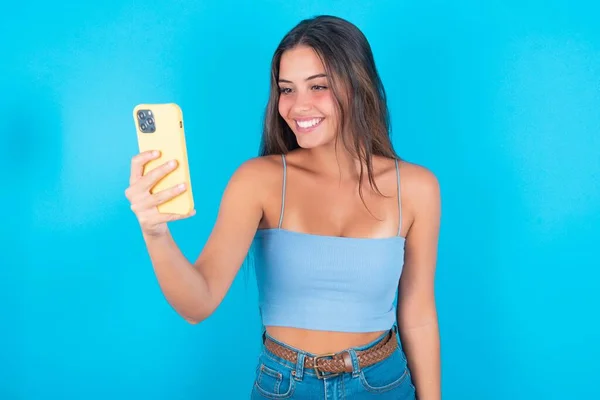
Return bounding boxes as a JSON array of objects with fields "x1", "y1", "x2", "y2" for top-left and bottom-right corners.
[{"x1": 397, "y1": 166, "x2": 441, "y2": 400}]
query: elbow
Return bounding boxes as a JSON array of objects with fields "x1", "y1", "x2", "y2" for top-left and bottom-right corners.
[
  {"x1": 185, "y1": 317, "x2": 201, "y2": 325},
  {"x1": 178, "y1": 284, "x2": 219, "y2": 325},
  {"x1": 181, "y1": 303, "x2": 216, "y2": 325},
  {"x1": 183, "y1": 313, "x2": 208, "y2": 325}
]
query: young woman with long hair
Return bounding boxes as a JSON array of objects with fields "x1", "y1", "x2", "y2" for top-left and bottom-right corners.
[{"x1": 125, "y1": 15, "x2": 441, "y2": 399}]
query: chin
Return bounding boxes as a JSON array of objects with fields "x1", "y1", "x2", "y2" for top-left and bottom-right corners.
[
  {"x1": 292, "y1": 127, "x2": 336, "y2": 149},
  {"x1": 294, "y1": 132, "x2": 328, "y2": 149}
]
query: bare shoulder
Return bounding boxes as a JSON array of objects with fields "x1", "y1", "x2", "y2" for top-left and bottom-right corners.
[
  {"x1": 225, "y1": 154, "x2": 284, "y2": 202},
  {"x1": 229, "y1": 154, "x2": 283, "y2": 184},
  {"x1": 398, "y1": 160, "x2": 441, "y2": 217},
  {"x1": 399, "y1": 160, "x2": 440, "y2": 194}
]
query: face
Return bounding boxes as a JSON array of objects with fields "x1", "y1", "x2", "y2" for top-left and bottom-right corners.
[{"x1": 277, "y1": 45, "x2": 338, "y2": 149}]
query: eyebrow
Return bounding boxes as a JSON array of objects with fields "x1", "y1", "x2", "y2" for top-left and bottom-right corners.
[{"x1": 278, "y1": 73, "x2": 328, "y2": 83}]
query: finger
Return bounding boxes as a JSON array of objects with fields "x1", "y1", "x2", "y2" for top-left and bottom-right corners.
[
  {"x1": 155, "y1": 208, "x2": 196, "y2": 224},
  {"x1": 139, "y1": 159, "x2": 178, "y2": 191},
  {"x1": 129, "y1": 182, "x2": 185, "y2": 209},
  {"x1": 149, "y1": 182, "x2": 187, "y2": 206},
  {"x1": 127, "y1": 176, "x2": 184, "y2": 208},
  {"x1": 130, "y1": 150, "x2": 160, "y2": 185}
]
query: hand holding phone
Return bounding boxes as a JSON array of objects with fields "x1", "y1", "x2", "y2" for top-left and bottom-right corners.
[{"x1": 125, "y1": 103, "x2": 195, "y2": 237}]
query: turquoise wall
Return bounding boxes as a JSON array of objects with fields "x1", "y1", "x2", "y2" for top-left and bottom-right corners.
[{"x1": 2, "y1": 1, "x2": 598, "y2": 398}]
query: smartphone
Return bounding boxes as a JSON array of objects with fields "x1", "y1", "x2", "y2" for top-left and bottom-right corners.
[{"x1": 133, "y1": 103, "x2": 194, "y2": 215}]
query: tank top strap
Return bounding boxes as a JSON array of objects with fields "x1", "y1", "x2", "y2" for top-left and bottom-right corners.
[
  {"x1": 395, "y1": 158, "x2": 403, "y2": 237},
  {"x1": 278, "y1": 154, "x2": 287, "y2": 229}
]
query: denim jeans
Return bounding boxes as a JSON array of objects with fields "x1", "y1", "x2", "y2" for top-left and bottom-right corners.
[{"x1": 250, "y1": 327, "x2": 416, "y2": 399}]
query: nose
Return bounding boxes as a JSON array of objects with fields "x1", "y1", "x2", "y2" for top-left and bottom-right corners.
[{"x1": 291, "y1": 90, "x2": 312, "y2": 112}]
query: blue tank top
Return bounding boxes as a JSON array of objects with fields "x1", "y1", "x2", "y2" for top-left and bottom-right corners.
[{"x1": 252, "y1": 154, "x2": 405, "y2": 333}]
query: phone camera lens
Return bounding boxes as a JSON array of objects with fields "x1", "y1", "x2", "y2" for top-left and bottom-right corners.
[
  {"x1": 138, "y1": 111, "x2": 146, "y2": 119},
  {"x1": 147, "y1": 118, "x2": 154, "y2": 125},
  {"x1": 141, "y1": 123, "x2": 148, "y2": 130}
]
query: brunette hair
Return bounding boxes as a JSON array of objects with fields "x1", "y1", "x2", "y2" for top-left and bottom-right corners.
[{"x1": 259, "y1": 15, "x2": 400, "y2": 200}]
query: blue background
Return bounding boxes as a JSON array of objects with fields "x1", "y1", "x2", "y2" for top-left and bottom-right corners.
[{"x1": 2, "y1": 1, "x2": 599, "y2": 399}]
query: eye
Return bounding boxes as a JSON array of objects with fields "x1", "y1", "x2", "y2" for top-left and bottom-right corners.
[
  {"x1": 312, "y1": 85, "x2": 328, "y2": 91},
  {"x1": 279, "y1": 87, "x2": 292, "y2": 94}
]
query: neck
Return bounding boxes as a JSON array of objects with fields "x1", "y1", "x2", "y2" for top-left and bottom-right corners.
[{"x1": 303, "y1": 140, "x2": 364, "y2": 180}]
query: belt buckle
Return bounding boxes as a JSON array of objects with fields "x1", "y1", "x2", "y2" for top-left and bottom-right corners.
[{"x1": 313, "y1": 353, "x2": 339, "y2": 379}]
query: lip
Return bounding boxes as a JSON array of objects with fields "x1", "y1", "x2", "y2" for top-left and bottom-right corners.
[{"x1": 294, "y1": 117, "x2": 324, "y2": 133}]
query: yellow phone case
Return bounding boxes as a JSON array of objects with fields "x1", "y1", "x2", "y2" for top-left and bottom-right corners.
[{"x1": 133, "y1": 103, "x2": 194, "y2": 215}]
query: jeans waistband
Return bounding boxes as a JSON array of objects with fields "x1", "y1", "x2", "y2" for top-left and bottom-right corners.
[{"x1": 260, "y1": 324, "x2": 399, "y2": 378}]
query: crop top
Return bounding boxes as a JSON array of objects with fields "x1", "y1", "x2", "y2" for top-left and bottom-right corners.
[{"x1": 252, "y1": 154, "x2": 405, "y2": 332}]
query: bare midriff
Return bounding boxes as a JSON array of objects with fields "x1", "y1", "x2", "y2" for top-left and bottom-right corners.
[{"x1": 265, "y1": 326, "x2": 388, "y2": 354}]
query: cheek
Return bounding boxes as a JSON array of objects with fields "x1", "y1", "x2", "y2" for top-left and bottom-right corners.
[
  {"x1": 315, "y1": 91, "x2": 335, "y2": 116},
  {"x1": 278, "y1": 97, "x2": 292, "y2": 118},
  {"x1": 322, "y1": 101, "x2": 339, "y2": 136}
]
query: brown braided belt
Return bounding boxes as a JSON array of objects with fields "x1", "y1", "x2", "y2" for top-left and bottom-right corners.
[{"x1": 264, "y1": 329, "x2": 398, "y2": 379}]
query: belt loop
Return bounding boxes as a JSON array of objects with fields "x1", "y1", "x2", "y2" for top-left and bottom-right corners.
[
  {"x1": 348, "y1": 349, "x2": 360, "y2": 378},
  {"x1": 392, "y1": 324, "x2": 402, "y2": 348},
  {"x1": 293, "y1": 353, "x2": 305, "y2": 381},
  {"x1": 392, "y1": 324, "x2": 399, "y2": 344}
]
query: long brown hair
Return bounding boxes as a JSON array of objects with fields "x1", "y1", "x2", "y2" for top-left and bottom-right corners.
[{"x1": 259, "y1": 15, "x2": 400, "y2": 201}]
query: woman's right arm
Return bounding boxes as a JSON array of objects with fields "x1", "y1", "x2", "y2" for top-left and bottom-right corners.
[{"x1": 126, "y1": 151, "x2": 269, "y2": 324}]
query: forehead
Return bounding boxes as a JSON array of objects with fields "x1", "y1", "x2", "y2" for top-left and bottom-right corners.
[{"x1": 279, "y1": 45, "x2": 326, "y2": 80}]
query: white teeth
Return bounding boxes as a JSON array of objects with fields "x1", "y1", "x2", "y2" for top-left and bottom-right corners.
[{"x1": 296, "y1": 118, "x2": 322, "y2": 128}]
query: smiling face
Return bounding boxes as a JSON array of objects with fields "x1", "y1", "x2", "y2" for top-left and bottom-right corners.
[{"x1": 277, "y1": 45, "x2": 340, "y2": 149}]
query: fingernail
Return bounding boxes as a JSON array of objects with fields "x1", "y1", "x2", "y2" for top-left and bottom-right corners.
[
  {"x1": 169, "y1": 160, "x2": 176, "y2": 167},
  {"x1": 152, "y1": 150, "x2": 159, "y2": 156},
  {"x1": 178, "y1": 183, "x2": 185, "y2": 190}
]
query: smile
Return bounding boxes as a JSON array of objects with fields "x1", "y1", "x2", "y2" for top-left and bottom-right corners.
[{"x1": 294, "y1": 117, "x2": 324, "y2": 132}]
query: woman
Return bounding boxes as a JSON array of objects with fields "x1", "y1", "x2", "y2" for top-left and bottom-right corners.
[{"x1": 125, "y1": 15, "x2": 441, "y2": 399}]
